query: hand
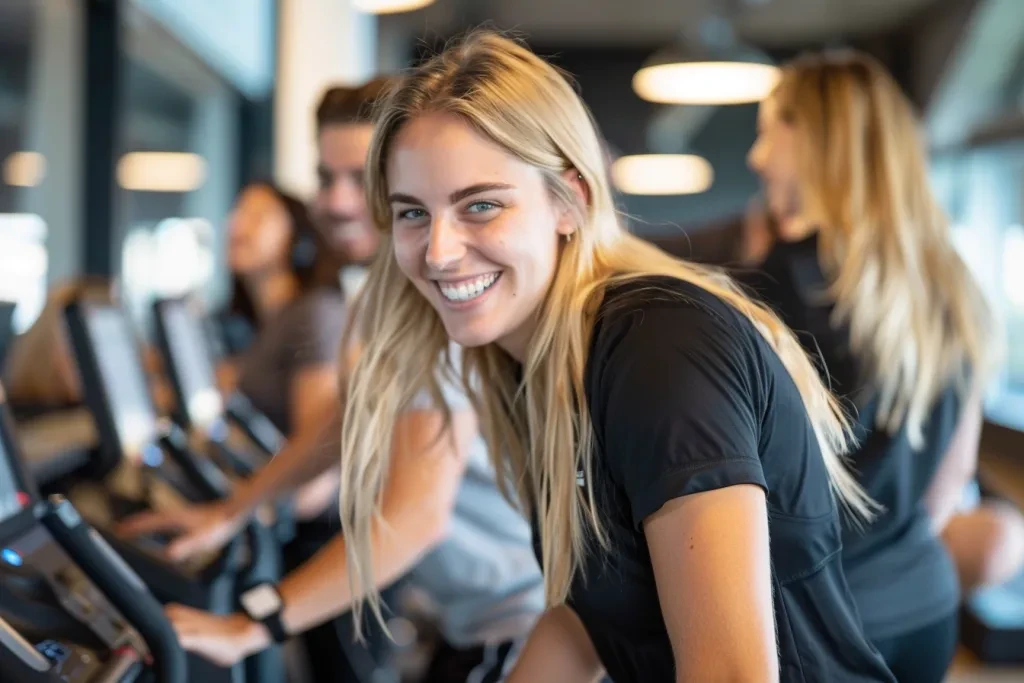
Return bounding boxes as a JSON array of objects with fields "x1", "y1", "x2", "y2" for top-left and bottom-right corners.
[
  {"x1": 165, "y1": 604, "x2": 269, "y2": 668},
  {"x1": 116, "y1": 500, "x2": 245, "y2": 563}
]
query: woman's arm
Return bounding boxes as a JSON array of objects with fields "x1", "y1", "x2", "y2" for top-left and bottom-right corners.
[
  {"x1": 167, "y1": 406, "x2": 477, "y2": 666},
  {"x1": 281, "y1": 406, "x2": 476, "y2": 626},
  {"x1": 924, "y1": 389, "x2": 984, "y2": 533},
  {"x1": 645, "y1": 485, "x2": 778, "y2": 683},
  {"x1": 288, "y1": 364, "x2": 345, "y2": 519},
  {"x1": 505, "y1": 606, "x2": 604, "y2": 683},
  {"x1": 120, "y1": 360, "x2": 353, "y2": 558}
]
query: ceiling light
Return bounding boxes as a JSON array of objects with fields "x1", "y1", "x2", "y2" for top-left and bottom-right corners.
[
  {"x1": 611, "y1": 155, "x2": 713, "y2": 196},
  {"x1": 634, "y1": 60, "x2": 779, "y2": 105},
  {"x1": 353, "y1": 0, "x2": 435, "y2": 14},
  {"x1": 3, "y1": 152, "x2": 46, "y2": 187},
  {"x1": 634, "y1": 16, "x2": 779, "y2": 105},
  {"x1": 117, "y1": 152, "x2": 207, "y2": 193}
]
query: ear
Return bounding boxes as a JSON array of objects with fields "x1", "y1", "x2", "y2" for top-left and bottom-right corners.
[
  {"x1": 556, "y1": 168, "x2": 590, "y2": 238},
  {"x1": 561, "y1": 168, "x2": 590, "y2": 207}
]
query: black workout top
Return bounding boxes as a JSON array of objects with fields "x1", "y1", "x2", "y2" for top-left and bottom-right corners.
[
  {"x1": 539, "y1": 276, "x2": 894, "y2": 683},
  {"x1": 737, "y1": 235, "x2": 962, "y2": 639}
]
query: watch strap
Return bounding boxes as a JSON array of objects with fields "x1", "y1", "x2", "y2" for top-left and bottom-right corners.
[{"x1": 257, "y1": 608, "x2": 288, "y2": 644}]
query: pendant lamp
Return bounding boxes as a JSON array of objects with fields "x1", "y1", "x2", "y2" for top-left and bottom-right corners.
[
  {"x1": 633, "y1": 15, "x2": 779, "y2": 105},
  {"x1": 354, "y1": 0, "x2": 435, "y2": 15}
]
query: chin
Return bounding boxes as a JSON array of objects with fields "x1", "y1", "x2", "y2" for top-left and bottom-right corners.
[
  {"x1": 337, "y1": 242, "x2": 376, "y2": 265},
  {"x1": 439, "y1": 319, "x2": 498, "y2": 350}
]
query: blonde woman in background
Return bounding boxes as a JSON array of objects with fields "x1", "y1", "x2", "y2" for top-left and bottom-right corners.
[
  {"x1": 338, "y1": 31, "x2": 895, "y2": 683},
  {"x1": 745, "y1": 50, "x2": 1004, "y2": 682}
]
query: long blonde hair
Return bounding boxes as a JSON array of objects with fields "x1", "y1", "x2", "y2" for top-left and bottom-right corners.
[
  {"x1": 771, "y1": 51, "x2": 999, "y2": 447},
  {"x1": 339, "y1": 31, "x2": 874, "y2": 633}
]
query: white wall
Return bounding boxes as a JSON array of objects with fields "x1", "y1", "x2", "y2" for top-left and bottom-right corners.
[{"x1": 274, "y1": 0, "x2": 377, "y2": 199}]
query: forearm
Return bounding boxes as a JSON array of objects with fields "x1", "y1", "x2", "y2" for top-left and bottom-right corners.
[
  {"x1": 292, "y1": 466, "x2": 341, "y2": 521},
  {"x1": 277, "y1": 501, "x2": 446, "y2": 636},
  {"x1": 229, "y1": 408, "x2": 342, "y2": 515},
  {"x1": 674, "y1": 657, "x2": 778, "y2": 683},
  {"x1": 926, "y1": 396, "x2": 983, "y2": 533},
  {"x1": 507, "y1": 606, "x2": 603, "y2": 683}
]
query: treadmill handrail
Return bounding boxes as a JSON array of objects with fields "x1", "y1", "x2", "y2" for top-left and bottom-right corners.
[
  {"x1": 157, "y1": 420, "x2": 232, "y2": 500},
  {"x1": 224, "y1": 391, "x2": 284, "y2": 456},
  {"x1": 40, "y1": 495, "x2": 188, "y2": 683}
]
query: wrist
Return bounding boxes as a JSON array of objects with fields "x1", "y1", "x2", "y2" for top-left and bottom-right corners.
[
  {"x1": 240, "y1": 615, "x2": 272, "y2": 654},
  {"x1": 225, "y1": 484, "x2": 258, "y2": 518}
]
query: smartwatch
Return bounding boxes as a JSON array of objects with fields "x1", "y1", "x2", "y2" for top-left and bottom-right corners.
[{"x1": 239, "y1": 583, "x2": 288, "y2": 644}]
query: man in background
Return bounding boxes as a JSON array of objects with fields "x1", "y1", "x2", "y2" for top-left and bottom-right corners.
[{"x1": 311, "y1": 80, "x2": 391, "y2": 300}]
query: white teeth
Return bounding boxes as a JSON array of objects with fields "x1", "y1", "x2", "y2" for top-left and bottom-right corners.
[{"x1": 438, "y1": 273, "x2": 499, "y2": 302}]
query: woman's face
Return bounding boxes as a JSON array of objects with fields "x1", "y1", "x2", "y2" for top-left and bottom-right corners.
[
  {"x1": 388, "y1": 113, "x2": 577, "y2": 360},
  {"x1": 227, "y1": 186, "x2": 292, "y2": 275},
  {"x1": 748, "y1": 96, "x2": 802, "y2": 232}
]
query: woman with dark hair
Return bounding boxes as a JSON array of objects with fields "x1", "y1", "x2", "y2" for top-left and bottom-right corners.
[
  {"x1": 218, "y1": 183, "x2": 339, "y2": 357},
  {"x1": 219, "y1": 182, "x2": 346, "y2": 520}
]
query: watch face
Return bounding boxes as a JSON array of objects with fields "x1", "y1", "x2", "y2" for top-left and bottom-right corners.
[{"x1": 240, "y1": 584, "x2": 281, "y2": 620}]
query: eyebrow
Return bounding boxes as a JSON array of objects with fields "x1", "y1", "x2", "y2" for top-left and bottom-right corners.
[{"x1": 388, "y1": 182, "x2": 515, "y2": 206}]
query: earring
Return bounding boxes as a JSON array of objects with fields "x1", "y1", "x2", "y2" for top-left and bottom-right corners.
[
  {"x1": 566, "y1": 232, "x2": 574, "y2": 243},
  {"x1": 577, "y1": 172, "x2": 584, "y2": 181}
]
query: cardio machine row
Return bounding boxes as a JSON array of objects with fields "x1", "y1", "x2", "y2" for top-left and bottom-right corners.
[{"x1": 0, "y1": 294, "x2": 354, "y2": 683}]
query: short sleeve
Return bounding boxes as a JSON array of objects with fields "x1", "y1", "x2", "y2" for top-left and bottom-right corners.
[
  {"x1": 281, "y1": 290, "x2": 347, "y2": 371},
  {"x1": 594, "y1": 303, "x2": 769, "y2": 529}
]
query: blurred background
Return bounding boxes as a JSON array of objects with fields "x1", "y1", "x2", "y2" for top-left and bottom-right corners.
[{"x1": 0, "y1": 0, "x2": 1020, "y2": 430}]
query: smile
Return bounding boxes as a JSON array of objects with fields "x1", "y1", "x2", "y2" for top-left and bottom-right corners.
[{"x1": 436, "y1": 273, "x2": 501, "y2": 303}]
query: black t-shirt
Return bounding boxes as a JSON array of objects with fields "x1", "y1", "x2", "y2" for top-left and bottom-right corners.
[
  {"x1": 736, "y1": 236, "x2": 962, "y2": 639},
  {"x1": 545, "y1": 276, "x2": 894, "y2": 683}
]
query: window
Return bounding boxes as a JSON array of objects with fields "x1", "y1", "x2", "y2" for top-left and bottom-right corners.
[
  {"x1": 116, "y1": 12, "x2": 240, "y2": 333},
  {"x1": 0, "y1": 0, "x2": 50, "y2": 332},
  {"x1": 938, "y1": 144, "x2": 1024, "y2": 430}
]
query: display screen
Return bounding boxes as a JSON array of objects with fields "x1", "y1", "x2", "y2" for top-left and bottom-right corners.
[
  {"x1": 0, "y1": 301, "x2": 15, "y2": 364},
  {"x1": 0, "y1": 431, "x2": 22, "y2": 522},
  {"x1": 161, "y1": 303, "x2": 222, "y2": 428},
  {"x1": 84, "y1": 308, "x2": 159, "y2": 458}
]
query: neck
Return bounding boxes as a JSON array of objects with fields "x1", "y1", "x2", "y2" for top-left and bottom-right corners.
[
  {"x1": 245, "y1": 270, "x2": 300, "y2": 322},
  {"x1": 779, "y1": 215, "x2": 818, "y2": 243},
  {"x1": 497, "y1": 315, "x2": 539, "y2": 365}
]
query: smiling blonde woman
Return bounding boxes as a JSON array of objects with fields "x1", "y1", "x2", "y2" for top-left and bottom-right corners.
[{"x1": 339, "y1": 31, "x2": 894, "y2": 683}]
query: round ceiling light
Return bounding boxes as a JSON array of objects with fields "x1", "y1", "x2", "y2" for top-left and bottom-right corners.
[
  {"x1": 634, "y1": 16, "x2": 780, "y2": 105},
  {"x1": 353, "y1": 0, "x2": 435, "y2": 14},
  {"x1": 633, "y1": 59, "x2": 780, "y2": 105},
  {"x1": 611, "y1": 154, "x2": 713, "y2": 196}
]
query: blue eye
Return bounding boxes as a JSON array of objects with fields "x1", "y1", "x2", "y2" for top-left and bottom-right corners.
[
  {"x1": 466, "y1": 201, "x2": 498, "y2": 213},
  {"x1": 397, "y1": 208, "x2": 427, "y2": 220}
]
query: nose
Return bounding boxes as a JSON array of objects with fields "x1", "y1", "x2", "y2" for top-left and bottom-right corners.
[
  {"x1": 327, "y1": 176, "x2": 364, "y2": 216},
  {"x1": 227, "y1": 211, "x2": 246, "y2": 239},
  {"x1": 425, "y1": 216, "x2": 466, "y2": 271},
  {"x1": 747, "y1": 138, "x2": 765, "y2": 175}
]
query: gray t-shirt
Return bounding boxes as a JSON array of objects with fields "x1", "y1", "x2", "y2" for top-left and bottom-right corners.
[
  {"x1": 236, "y1": 288, "x2": 346, "y2": 436},
  {"x1": 408, "y1": 346, "x2": 544, "y2": 647}
]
